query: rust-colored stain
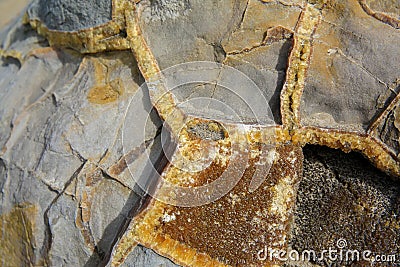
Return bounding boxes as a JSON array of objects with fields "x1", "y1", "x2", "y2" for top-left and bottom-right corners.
[
  {"x1": 87, "y1": 79, "x2": 123, "y2": 104},
  {"x1": 87, "y1": 58, "x2": 124, "y2": 104},
  {"x1": 157, "y1": 145, "x2": 303, "y2": 266},
  {"x1": 0, "y1": 203, "x2": 37, "y2": 267}
]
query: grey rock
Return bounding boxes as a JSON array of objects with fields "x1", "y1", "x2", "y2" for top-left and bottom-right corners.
[
  {"x1": 28, "y1": 0, "x2": 113, "y2": 31},
  {"x1": 138, "y1": 0, "x2": 285, "y2": 124},
  {"x1": 120, "y1": 245, "x2": 180, "y2": 267},
  {"x1": 0, "y1": 17, "x2": 171, "y2": 266},
  {"x1": 300, "y1": 1, "x2": 400, "y2": 132}
]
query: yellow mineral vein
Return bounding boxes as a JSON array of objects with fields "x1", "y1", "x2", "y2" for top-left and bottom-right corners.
[
  {"x1": 25, "y1": 0, "x2": 130, "y2": 53},
  {"x1": 280, "y1": 3, "x2": 321, "y2": 130},
  {"x1": 124, "y1": 0, "x2": 186, "y2": 139}
]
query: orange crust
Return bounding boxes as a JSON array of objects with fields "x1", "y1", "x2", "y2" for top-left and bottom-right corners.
[
  {"x1": 358, "y1": 0, "x2": 400, "y2": 29},
  {"x1": 293, "y1": 127, "x2": 400, "y2": 177}
]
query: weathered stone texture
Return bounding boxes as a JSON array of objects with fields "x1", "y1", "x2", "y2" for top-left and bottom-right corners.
[{"x1": 0, "y1": 0, "x2": 399, "y2": 266}]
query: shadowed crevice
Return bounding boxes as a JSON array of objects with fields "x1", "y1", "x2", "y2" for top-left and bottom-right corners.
[
  {"x1": 84, "y1": 129, "x2": 173, "y2": 267},
  {"x1": 271, "y1": 38, "x2": 293, "y2": 125}
]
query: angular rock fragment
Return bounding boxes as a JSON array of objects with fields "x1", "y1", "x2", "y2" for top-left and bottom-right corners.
[
  {"x1": 373, "y1": 101, "x2": 400, "y2": 156},
  {"x1": 300, "y1": 0, "x2": 400, "y2": 132}
]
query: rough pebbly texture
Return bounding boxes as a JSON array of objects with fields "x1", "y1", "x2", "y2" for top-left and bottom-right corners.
[
  {"x1": 0, "y1": 0, "x2": 399, "y2": 267},
  {"x1": 293, "y1": 145, "x2": 400, "y2": 266},
  {"x1": 28, "y1": 0, "x2": 113, "y2": 31}
]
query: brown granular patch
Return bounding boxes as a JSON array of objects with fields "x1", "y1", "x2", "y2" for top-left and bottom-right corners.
[{"x1": 154, "y1": 144, "x2": 303, "y2": 266}]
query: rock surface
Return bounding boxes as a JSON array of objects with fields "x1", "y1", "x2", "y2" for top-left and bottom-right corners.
[
  {"x1": 0, "y1": 0, "x2": 399, "y2": 266},
  {"x1": 28, "y1": 0, "x2": 113, "y2": 31}
]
